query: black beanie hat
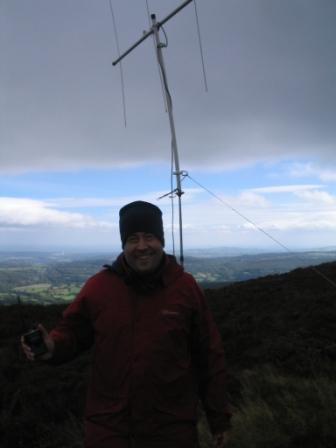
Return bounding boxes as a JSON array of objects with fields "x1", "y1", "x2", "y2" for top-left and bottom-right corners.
[{"x1": 119, "y1": 201, "x2": 165, "y2": 247}]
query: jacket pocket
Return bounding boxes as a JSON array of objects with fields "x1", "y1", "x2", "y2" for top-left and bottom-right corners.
[
  {"x1": 153, "y1": 372, "x2": 198, "y2": 421},
  {"x1": 153, "y1": 312, "x2": 191, "y2": 382}
]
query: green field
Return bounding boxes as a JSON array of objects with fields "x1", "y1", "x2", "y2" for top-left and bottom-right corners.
[
  {"x1": 14, "y1": 283, "x2": 52, "y2": 293},
  {"x1": 3, "y1": 283, "x2": 81, "y2": 305}
]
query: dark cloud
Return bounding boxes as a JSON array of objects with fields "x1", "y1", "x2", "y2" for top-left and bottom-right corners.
[{"x1": 1, "y1": 0, "x2": 336, "y2": 173}]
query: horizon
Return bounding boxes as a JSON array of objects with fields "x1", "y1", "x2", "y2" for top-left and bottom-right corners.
[{"x1": 1, "y1": 244, "x2": 336, "y2": 257}]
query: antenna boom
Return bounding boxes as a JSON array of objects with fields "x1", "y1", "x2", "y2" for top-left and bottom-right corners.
[
  {"x1": 112, "y1": 0, "x2": 193, "y2": 66},
  {"x1": 158, "y1": 0, "x2": 193, "y2": 27},
  {"x1": 112, "y1": 28, "x2": 153, "y2": 66}
]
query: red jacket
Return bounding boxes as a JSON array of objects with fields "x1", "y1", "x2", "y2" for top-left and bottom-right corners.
[{"x1": 50, "y1": 254, "x2": 231, "y2": 444}]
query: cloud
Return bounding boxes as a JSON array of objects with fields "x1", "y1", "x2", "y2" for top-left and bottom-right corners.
[
  {"x1": 1, "y1": 0, "x2": 336, "y2": 173},
  {"x1": 179, "y1": 187, "x2": 336, "y2": 246},
  {"x1": 0, "y1": 189, "x2": 202, "y2": 231},
  {"x1": 237, "y1": 191, "x2": 270, "y2": 207},
  {"x1": 243, "y1": 212, "x2": 336, "y2": 232},
  {"x1": 1, "y1": 190, "x2": 336, "y2": 250},
  {"x1": 294, "y1": 190, "x2": 336, "y2": 206},
  {"x1": 248, "y1": 184, "x2": 324, "y2": 194},
  {"x1": 289, "y1": 163, "x2": 336, "y2": 182},
  {"x1": 46, "y1": 188, "x2": 202, "y2": 209},
  {"x1": 0, "y1": 197, "x2": 110, "y2": 229}
]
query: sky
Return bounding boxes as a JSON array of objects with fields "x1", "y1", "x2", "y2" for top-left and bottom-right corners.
[{"x1": 1, "y1": 0, "x2": 336, "y2": 254}]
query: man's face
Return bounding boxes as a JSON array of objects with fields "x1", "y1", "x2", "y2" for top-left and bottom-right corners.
[{"x1": 123, "y1": 232, "x2": 164, "y2": 274}]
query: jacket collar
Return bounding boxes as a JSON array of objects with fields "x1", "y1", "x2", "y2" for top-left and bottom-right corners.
[{"x1": 104, "y1": 252, "x2": 184, "y2": 293}]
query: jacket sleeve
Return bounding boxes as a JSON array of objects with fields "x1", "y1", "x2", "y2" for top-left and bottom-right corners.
[
  {"x1": 190, "y1": 279, "x2": 232, "y2": 434},
  {"x1": 48, "y1": 281, "x2": 95, "y2": 364}
]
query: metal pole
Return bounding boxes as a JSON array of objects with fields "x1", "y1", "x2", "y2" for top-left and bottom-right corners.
[
  {"x1": 151, "y1": 14, "x2": 184, "y2": 266},
  {"x1": 112, "y1": 1, "x2": 193, "y2": 266}
]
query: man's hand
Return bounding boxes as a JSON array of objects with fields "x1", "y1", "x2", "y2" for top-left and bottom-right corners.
[
  {"x1": 213, "y1": 431, "x2": 230, "y2": 448},
  {"x1": 21, "y1": 324, "x2": 55, "y2": 361}
]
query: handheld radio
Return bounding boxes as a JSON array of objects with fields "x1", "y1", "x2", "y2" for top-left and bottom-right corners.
[{"x1": 18, "y1": 295, "x2": 48, "y2": 356}]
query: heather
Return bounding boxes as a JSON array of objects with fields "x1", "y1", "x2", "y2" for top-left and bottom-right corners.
[{"x1": 1, "y1": 261, "x2": 336, "y2": 447}]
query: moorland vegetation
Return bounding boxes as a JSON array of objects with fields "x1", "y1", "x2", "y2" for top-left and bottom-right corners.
[{"x1": 1, "y1": 261, "x2": 336, "y2": 447}]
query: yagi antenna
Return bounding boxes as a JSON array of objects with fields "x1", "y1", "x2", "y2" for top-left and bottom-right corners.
[{"x1": 112, "y1": 0, "x2": 194, "y2": 267}]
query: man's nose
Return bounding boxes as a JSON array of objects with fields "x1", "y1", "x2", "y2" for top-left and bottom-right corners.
[{"x1": 136, "y1": 236, "x2": 149, "y2": 249}]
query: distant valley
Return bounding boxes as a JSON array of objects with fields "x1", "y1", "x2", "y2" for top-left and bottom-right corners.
[{"x1": 1, "y1": 248, "x2": 336, "y2": 305}]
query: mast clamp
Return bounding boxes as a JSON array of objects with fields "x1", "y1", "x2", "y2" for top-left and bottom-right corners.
[
  {"x1": 173, "y1": 170, "x2": 188, "y2": 177},
  {"x1": 157, "y1": 187, "x2": 184, "y2": 199}
]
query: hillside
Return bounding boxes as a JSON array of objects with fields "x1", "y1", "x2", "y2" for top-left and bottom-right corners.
[
  {"x1": 1, "y1": 249, "x2": 335, "y2": 304},
  {"x1": 206, "y1": 261, "x2": 336, "y2": 378},
  {"x1": 1, "y1": 261, "x2": 336, "y2": 447}
]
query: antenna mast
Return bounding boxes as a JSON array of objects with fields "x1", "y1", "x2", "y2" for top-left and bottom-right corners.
[{"x1": 112, "y1": 0, "x2": 193, "y2": 266}]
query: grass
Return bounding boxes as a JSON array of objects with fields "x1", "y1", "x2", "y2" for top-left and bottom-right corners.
[{"x1": 226, "y1": 367, "x2": 336, "y2": 448}]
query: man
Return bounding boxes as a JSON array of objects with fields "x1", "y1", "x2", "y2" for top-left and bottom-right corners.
[{"x1": 22, "y1": 201, "x2": 232, "y2": 448}]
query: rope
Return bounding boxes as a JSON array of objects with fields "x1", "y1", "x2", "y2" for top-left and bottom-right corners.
[
  {"x1": 145, "y1": 0, "x2": 168, "y2": 112},
  {"x1": 108, "y1": 0, "x2": 127, "y2": 127},
  {"x1": 155, "y1": 29, "x2": 173, "y2": 109},
  {"x1": 153, "y1": 24, "x2": 178, "y2": 257},
  {"x1": 185, "y1": 173, "x2": 336, "y2": 289}
]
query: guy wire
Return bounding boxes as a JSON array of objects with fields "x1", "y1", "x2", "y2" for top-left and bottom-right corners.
[
  {"x1": 185, "y1": 173, "x2": 336, "y2": 289},
  {"x1": 108, "y1": 0, "x2": 127, "y2": 127},
  {"x1": 193, "y1": 0, "x2": 208, "y2": 92}
]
